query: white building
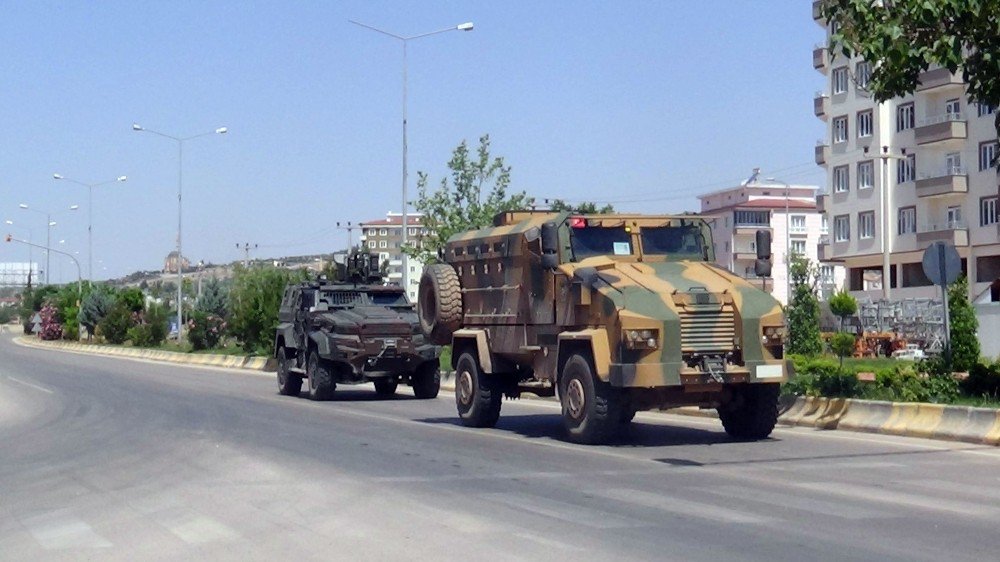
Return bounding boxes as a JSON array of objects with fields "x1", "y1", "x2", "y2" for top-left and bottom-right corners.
[
  {"x1": 813, "y1": 7, "x2": 1000, "y2": 301},
  {"x1": 699, "y1": 178, "x2": 845, "y2": 305},
  {"x1": 359, "y1": 212, "x2": 426, "y2": 302}
]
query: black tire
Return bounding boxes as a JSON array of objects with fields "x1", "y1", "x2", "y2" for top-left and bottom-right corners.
[
  {"x1": 560, "y1": 353, "x2": 623, "y2": 444},
  {"x1": 276, "y1": 347, "x2": 302, "y2": 396},
  {"x1": 418, "y1": 264, "x2": 463, "y2": 345},
  {"x1": 411, "y1": 362, "x2": 441, "y2": 399},
  {"x1": 717, "y1": 383, "x2": 780, "y2": 440},
  {"x1": 454, "y1": 351, "x2": 501, "y2": 427},
  {"x1": 307, "y1": 350, "x2": 336, "y2": 401},
  {"x1": 373, "y1": 378, "x2": 398, "y2": 396}
]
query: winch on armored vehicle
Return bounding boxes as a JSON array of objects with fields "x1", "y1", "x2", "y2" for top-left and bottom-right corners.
[
  {"x1": 418, "y1": 211, "x2": 789, "y2": 444},
  {"x1": 274, "y1": 252, "x2": 441, "y2": 400}
]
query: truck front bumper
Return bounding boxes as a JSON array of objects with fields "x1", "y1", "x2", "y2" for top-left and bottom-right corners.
[{"x1": 608, "y1": 360, "x2": 788, "y2": 388}]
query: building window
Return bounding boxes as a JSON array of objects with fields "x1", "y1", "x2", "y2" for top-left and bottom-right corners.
[
  {"x1": 855, "y1": 62, "x2": 871, "y2": 90},
  {"x1": 947, "y1": 205, "x2": 963, "y2": 228},
  {"x1": 819, "y1": 265, "x2": 835, "y2": 284},
  {"x1": 982, "y1": 197, "x2": 999, "y2": 227},
  {"x1": 821, "y1": 215, "x2": 829, "y2": 234},
  {"x1": 979, "y1": 103, "x2": 997, "y2": 117},
  {"x1": 980, "y1": 141, "x2": 998, "y2": 171},
  {"x1": 898, "y1": 207, "x2": 916, "y2": 235},
  {"x1": 859, "y1": 211, "x2": 875, "y2": 239},
  {"x1": 368, "y1": 228, "x2": 378, "y2": 236},
  {"x1": 368, "y1": 241, "x2": 376, "y2": 249},
  {"x1": 833, "y1": 165, "x2": 850, "y2": 193},
  {"x1": 857, "y1": 160, "x2": 874, "y2": 189},
  {"x1": 791, "y1": 240, "x2": 806, "y2": 255},
  {"x1": 379, "y1": 228, "x2": 387, "y2": 236},
  {"x1": 834, "y1": 215, "x2": 850, "y2": 242},
  {"x1": 857, "y1": 110, "x2": 873, "y2": 138},
  {"x1": 734, "y1": 210, "x2": 770, "y2": 226},
  {"x1": 896, "y1": 154, "x2": 915, "y2": 183},
  {"x1": 790, "y1": 215, "x2": 807, "y2": 233},
  {"x1": 832, "y1": 67, "x2": 849, "y2": 94},
  {"x1": 945, "y1": 98, "x2": 961, "y2": 119},
  {"x1": 408, "y1": 228, "x2": 418, "y2": 236},
  {"x1": 380, "y1": 252, "x2": 390, "y2": 261},
  {"x1": 379, "y1": 240, "x2": 387, "y2": 248},
  {"x1": 833, "y1": 116, "x2": 848, "y2": 143},
  {"x1": 896, "y1": 102, "x2": 915, "y2": 131}
]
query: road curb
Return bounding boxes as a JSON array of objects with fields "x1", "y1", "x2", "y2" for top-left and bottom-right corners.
[{"x1": 13, "y1": 336, "x2": 275, "y2": 372}]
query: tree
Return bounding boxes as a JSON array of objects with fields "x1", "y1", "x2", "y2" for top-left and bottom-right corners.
[
  {"x1": 948, "y1": 275, "x2": 980, "y2": 371},
  {"x1": 786, "y1": 256, "x2": 824, "y2": 356},
  {"x1": 407, "y1": 135, "x2": 533, "y2": 264},
  {"x1": 228, "y1": 266, "x2": 308, "y2": 354},
  {"x1": 823, "y1": 0, "x2": 1000, "y2": 149},
  {"x1": 830, "y1": 332, "x2": 856, "y2": 368},
  {"x1": 828, "y1": 288, "x2": 858, "y2": 331},
  {"x1": 196, "y1": 277, "x2": 229, "y2": 317},
  {"x1": 79, "y1": 288, "x2": 116, "y2": 340},
  {"x1": 547, "y1": 199, "x2": 615, "y2": 214}
]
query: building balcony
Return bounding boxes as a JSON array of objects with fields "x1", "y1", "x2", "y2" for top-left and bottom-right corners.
[
  {"x1": 815, "y1": 142, "x2": 830, "y2": 165},
  {"x1": 915, "y1": 168, "x2": 969, "y2": 198},
  {"x1": 813, "y1": 45, "x2": 828, "y2": 72},
  {"x1": 916, "y1": 67, "x2": 964, "y2": 92},
  {"x1": 916, "y1": 222, "x2": 969, "y2": 248},
  {"x1": 814, "y1": 91, "x2": 829, "y2": 119},
  {"x1": 734, "y1": 224, "x2": 772, "y2": 234},
  {"x1": 817, "y1": 192, "x2": 827, "y2": 212},
  {"x1": 812, "y1": 0, "x2": 825, "y2": 23},
  {"x1": 915, "y1": 114, "x2": 967, "y2": 145}
]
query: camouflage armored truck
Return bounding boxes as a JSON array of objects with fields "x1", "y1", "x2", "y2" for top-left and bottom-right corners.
[
  {"x1": 274, "y1": 252, "x2": 441, "y2": 400},
  {"x1": 418, "y1": 211, "x2": 789, "y2": 444}
]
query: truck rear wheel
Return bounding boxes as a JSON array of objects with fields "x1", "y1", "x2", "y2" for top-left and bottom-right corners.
[
  {"x1": 560, "y1": 353, "x2": 623, "y2": 444},
  {"x1": 411, "y1": 362, "x2": 440, "y2": 399},
  {"x1": 276, "y1": 347, "x2": 302, "y2": 396},
  {"x1": 307, "y1": 350, "x2": 336, "y2": 401},
  {"x1": 455, "y1": 351, "x2": 501, "y2": 427},
  {"x1": 718, "y1": 383, "x2": 780, "y2": 440},
  {"x1": 418, "y1": 264, "x2": 463, "y2": 345},
  {"x1": 373, "y1": 379, "x2": 398, "y2": 396}
]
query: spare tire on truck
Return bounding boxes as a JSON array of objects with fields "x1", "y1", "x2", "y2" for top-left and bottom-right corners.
[{"x1": 418, "y1": 264, "x2": 463, "y2": 345}]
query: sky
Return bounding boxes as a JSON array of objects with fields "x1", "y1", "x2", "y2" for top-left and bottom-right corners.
[{"x1": 0, "y1": 0, "x2": 826, "y2": 282}]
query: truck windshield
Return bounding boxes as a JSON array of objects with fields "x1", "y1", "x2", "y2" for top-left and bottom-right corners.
[
  {"x1": 570, "y1": 227, "x2": 632, "y2": 259},
  {"x1": 640, "y1": 226, "x2": 706, "y2": 259},
  {"x1": 370, "y1": 292, "x2": 408, "y2": 306}
]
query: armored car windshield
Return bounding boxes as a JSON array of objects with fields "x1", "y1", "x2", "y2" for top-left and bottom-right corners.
[
  {"x1": 570, "y1": 226, "x2": 632, "y2": 259},
  {"x1": 640, "y1": 225, "x2": 707, "y2": 260}
]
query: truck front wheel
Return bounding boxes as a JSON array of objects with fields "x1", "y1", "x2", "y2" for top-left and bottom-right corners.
[
  {"x1": 373, "y1": 379, "x2": 398, "y2": 396},
  {"x1": 717, "y1": 383, "x2": 780, "y2": 440},
  {"x1": 455, "y1": 351, "x2": 501, "y2": 427},
  {"x1": 307, "y1": 350, "x2": 336, "y2": 401},
  {"x1": 276, "y1": 347, "x2": 302, "y2": 396},
  {"x1": 560, "y1": 353, "x2": 623, "y2": 444},
  {"x1": 411, "y1": 362, "x2": 441, "y2": 399}
]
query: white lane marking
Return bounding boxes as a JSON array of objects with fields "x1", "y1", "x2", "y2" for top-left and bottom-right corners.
[
  {"x1": 21, "y1": 511, "x2": 112, "y2": 549},
  {"x1": 159, "y1": 512, "x2": 239, "y2": 545},
  {"x1": 482, "y1": 492, "x2": 643, "y2": 529},
  {"x1": 591, "y1": 487, "x2": 776, "y2": 525},
  {"x1": 514, "y1": 532, "x2": 585, "y2": 552},
  {"x1": 7, "y1": 376, "x2": 54, "y2": 394},
  {"x1": 794, "y1": 481, "x2": 1000, "y2": 518}
]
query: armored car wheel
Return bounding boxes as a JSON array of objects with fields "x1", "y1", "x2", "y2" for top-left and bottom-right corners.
[
  {"x1": 307, "y1": 350, "x2": 336, "y2": 401},
  {"x1": 560, "y1": 353, "x2": 624, "y2": 445},
  {"x1": 374, "y1": 379, "x2": 398, "y2": 396},
  {"x1": 276, "y1": 347, "x2": 302, "y2": 396},
  {"x1": 418, "y1": 264, "x2": 463, "y2": 345},
  {"x1": 717, "y1": 383, "x2": 780, "y2": 440},
  {"x1": 455, "y1": 351, "x2": 501, "y2": 427},
  {"x1": 411, "y1": 362, "x2": 441, "y2": 399}
]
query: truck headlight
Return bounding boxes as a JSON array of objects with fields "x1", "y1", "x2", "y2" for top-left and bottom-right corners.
[
  {"x1": 624, "y1": 328, "x2": 659, "y2": 349},
  {"x1": 762, "y1": 325, "x2": 785, "y2": 343}
]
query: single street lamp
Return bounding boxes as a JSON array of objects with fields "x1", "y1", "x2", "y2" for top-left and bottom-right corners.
[
  {"x1": 19, "y1": 203, "x2": 78, "y2": 284},
  {"x1": 53, "y1": 173, "x2": 127, "y2": 281},
  {"x1": 865, "y1": 145, "x2": 907, "y2": 301},
  {"x1": 349, "y1": 18, "x2": 473, "y2": 293},
  {"x1": 133, "y1": 122, "x2": 227, "y2": 338}
]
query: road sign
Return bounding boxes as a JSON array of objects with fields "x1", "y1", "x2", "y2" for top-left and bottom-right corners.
[
  {"x1": 922, "y1": 241, "x2": 961, "y2": 286},
  {"x1": 31, "y1": 313, "x2": 42, "y2": 325}
]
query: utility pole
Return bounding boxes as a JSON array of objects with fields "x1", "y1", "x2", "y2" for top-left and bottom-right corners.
[
  {"x1": 237, "y1": 242, "x2": 258, "y2": 268},
  {"x1": 336, "y1": 221, "x2": 355, "y2": 251}
]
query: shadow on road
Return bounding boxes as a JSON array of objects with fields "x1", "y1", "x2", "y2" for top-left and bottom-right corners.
[{"x1": 284, "y1": 389, "x2": 420, "y2": 402}]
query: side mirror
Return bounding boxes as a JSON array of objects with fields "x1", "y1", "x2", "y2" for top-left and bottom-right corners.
[
  {"x1": 754, "y1": 230, "x2": 772, "y2": 278},
  {"x1": 540, "y1": 221, "x2": 559, "y2": 269}
]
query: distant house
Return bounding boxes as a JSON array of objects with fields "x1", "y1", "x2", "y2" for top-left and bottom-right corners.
[{"x1": 163, "y1": 251, "x2": 190, "y2": 274}]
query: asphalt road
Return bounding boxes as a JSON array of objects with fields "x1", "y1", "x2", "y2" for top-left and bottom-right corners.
[{"x1": 2, "y1": 335, "x2": 1000, "y2": 561}]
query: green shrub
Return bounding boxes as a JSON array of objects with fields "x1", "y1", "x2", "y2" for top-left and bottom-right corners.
[
  {"x1": 99, "y1": 302, "x2": 134, "y2": 344},
  {"x1": 128, "y1": 303, "x2": 169, "y2": 347},
  {"x1": 228, "y1": 266, "x2": 308, "y2": 354},
  {"x1": 961, "y1": 361, "x2": 1000, "y2": 398},
  {"x1": 188, "y1": 311, "x2": 226, "y2": 351},
  {"x1": 829, "y1": 332, "x2": 856, "y2": 367}
]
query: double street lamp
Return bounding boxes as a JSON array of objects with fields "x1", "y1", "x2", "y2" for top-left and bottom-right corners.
[
  {"x1": 53, "y1": 173, "x2": 127, "y2": 281},
  {"x1": 18, "y1": 203, "x2": 79, "y2": 284},
  {"x1": 349, "y1": 19, "x2": 473, "y2": 292},
  {"x1": 133, "y1": 123, "x2": 227, "y2": 338}
]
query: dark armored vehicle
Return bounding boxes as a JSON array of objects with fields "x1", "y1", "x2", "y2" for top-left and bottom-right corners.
[{"x1": 274, "y1": 252, "x2": 441, "y2": 400}]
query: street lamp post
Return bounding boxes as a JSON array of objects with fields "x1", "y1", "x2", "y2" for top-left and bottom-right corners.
[
  {"x1": 349, "y1": 19, "x2": 473, "y2": 293},
  {"x1": 766, "y1": 177, "x2": 794, "y2": 305},
  {"x1": 19, "y1": 203, "x2": 78, "y2": 284},
  {"x1": 133, "y1": 123, "x2": 227, "y2": 338},
  {"x1": 866, "y1": 145, "x2": 907, "y2": 301},
  {"x1": 53, "y1": 173, "x2": 127, "y2": 281}
]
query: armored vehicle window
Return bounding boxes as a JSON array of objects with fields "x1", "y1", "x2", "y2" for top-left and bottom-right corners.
[
  {"x1": 370, "y1": 292, "x2": 408, "y2": 306},
  {"x1": 641, "y1": 226, "x2": 706, "y2": 259},
  {"x1": 323, "y1": 291, "x2": 362, "y2": 306},
  {"x1": 570, "y1": 226, "x2": 632, "y2": 259}
]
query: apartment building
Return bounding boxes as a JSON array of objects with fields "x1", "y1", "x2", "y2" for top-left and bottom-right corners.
[
  {"x1": 359, "y1": 212, "x2": 427, "y2": 302},
  {"x1": 699, "y1": 179, "x2": 844, "y2": 305},
  {"x1": 813, "y1": 6, "x2": 1000, "y2": 301}
]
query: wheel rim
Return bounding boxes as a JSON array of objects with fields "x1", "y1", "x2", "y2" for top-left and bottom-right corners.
[
  {"x1": 457, "y1": 369, "x2": 474, "y2": 406},
  {"x1": 566, "y1": 378, "x2": 586, "y2": 420}
]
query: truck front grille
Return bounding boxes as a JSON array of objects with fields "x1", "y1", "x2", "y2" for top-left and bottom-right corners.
[{"x1": 678, "y1": 306, "x2": 736, "y2": 355}]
